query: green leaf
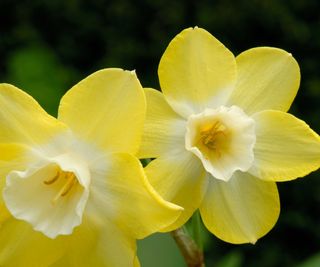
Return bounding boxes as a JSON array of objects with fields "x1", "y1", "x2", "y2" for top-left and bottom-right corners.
[
  {"x1": 295, "y1": 253, "x2": 320, "y2": 267},
  {"x1": 216, "y1": 251, "x2": 243, "y2": 267},
  {"x1": 138, "y1": 233, "x2": 185, "y2": 267}
]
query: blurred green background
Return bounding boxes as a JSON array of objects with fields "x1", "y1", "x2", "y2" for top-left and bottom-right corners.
[{"x1": 0, "y1": 0, "x2": 320, "y2": 266}]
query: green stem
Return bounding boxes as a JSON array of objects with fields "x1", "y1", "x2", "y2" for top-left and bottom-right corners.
[
  {"x1": 192, "y1": 211, "x2": 202, "y2": 250},
  {"x1": 171, "y1": 227, "x2": 205, "y2": 267}
]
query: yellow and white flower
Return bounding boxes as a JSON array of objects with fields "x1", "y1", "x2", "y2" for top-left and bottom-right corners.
[
  {"x1": 0, "y1": 69, "x2": 182, "y2": 266},
  {"x1": 138, "y1": 27, "x2": 320, "y2": 244}
]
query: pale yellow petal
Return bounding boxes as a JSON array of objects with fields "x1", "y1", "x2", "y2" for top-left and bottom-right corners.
[
  {"x1": 0, "y1": 83, "x2": 68, "y2": 145},
  {"x1": 249, "y1": 110, "x2": 320, "y2": 181},
  {"x1": 0, "y1": 218, "x2": 67, "y2": 267},
  {"x1": 159, "y1": 27, "x2": 237, "y2": 117},
  {"x1": 0, "y1": 143, "x2": 32, "y2": 184},
  {"x1": 134, "y1": 256, "x2": 141, "y2": 267},
  {"x1": 86, "y1": 153, "x2": 182, "y2": 239},
  {"x1": 58, "y1": 68, "x2": 146, "y2": 154},
  {"x1": 138, "y1": 88, "x2": 186, "y2": 158},
  {"x1": 0, "y1": 217, "x2": 138, "y2": 267},
  {"x1": 0, "y1": 202, "x2": 11, "y2": 227},
  {"x1": 227, "y1": 47, "x2": 300, "y2": 114},
  {"x1": 53, "y1": 217, "x2": 138, "y2": 267},
  {"x1": 145, "y1": 151, "x2": 207, "y2": 232},
  {"x1": 200, "y1": 172, "x2": 280, "y2": 244}
]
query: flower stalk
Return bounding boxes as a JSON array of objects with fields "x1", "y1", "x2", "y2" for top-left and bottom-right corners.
[{"x1": 171, "y1": 227, "x2": 205, "y2": 267}]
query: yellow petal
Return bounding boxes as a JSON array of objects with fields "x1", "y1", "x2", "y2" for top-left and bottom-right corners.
[
  {"x1": 0, "y1": 84, "x2": 68, "y2": 145},
  {"x1": 200, "y1": 172, "x2": 280, "y2": 244},
  {"x1": 53, "y1": 217, "x2": 138, "y2": 267},
  {"x1": 1, "y1": 216, "x2": 138, "y2": 267},
  {"x1": 159, "y1": 27, "x2": 237, "y2": 118},
  {"x1": 227, "y1": 47, "x2": 300, "y2": 114},
  {"x1": 58, "y1": 68, "x2": 146, "y2": 155},
  {"x1": 134, "y1": 256, "x2": 141, "y2": 267},
  {"x1": 138, "y1": 88, "x2": 186, "y2": 158},
  {"x1": 86, "y1": 153, "x2": 183, "y2": 239},
  {"x1": 249, "y1": 110, "x2": 320, "y2": 181},
  {"x1": 0, "y1": 143, "x2": 32, "y2": 183},
  {"x1": 0, "y1": 218, "x2": 67, "y2": 267},
  {"x1": 145, "y1": 151, "x2": 207, "y2": 231},
  {"x1": 0, "y1": 202, "x2": 11, "y2": 227}
]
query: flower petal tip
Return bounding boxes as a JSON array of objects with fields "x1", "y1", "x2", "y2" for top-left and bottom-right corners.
[
  {"x1": 129, "y1": 69, "x2": 136, "y2": 75},
  {"x1": 249, "y1": 238, "x2": 257, "y2": 245}
]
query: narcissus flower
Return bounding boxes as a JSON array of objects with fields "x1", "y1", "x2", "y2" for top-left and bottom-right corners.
[
  {"x1": 0, "y1": 68, "x2": 182, "y2": 266},
  {"x1": 138, "y1": 27, "x2": 320, "y2": 244}
]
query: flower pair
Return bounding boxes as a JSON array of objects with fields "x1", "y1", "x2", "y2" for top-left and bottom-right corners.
[{"x1": 0, "y1": 27, "x2": 320, "y2": 266}]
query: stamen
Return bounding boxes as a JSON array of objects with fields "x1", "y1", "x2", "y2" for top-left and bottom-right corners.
[
  {"x1": 51, "y1": 173, "x2": 77, "y2": 205},
  {"x1": 61, "y1": 174, "x2": 77, "y2": 196},
  {"x1": 43, "y1": 171, "x2": 60, "y2": 185},
  {"x1": 200, "y1": 121, "x2": 226, "y2": 150}
]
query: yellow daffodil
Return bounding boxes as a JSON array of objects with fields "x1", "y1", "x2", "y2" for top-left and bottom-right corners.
[
  {"x1": 138, "y1": 27, "x2": 320, "y2": 244},
  {"x1": 0, "y1": 68, "x2": 182, "y2": 266}
]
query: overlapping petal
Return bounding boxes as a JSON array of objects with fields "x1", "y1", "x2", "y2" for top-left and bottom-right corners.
[
  {"x1": 0, "y1": 216, "x2": 138, "y2": 267},
  {"x1": 159, "y1": 27, "x2": 237, "y2": 117},
  {"x1": 0, "y1": 143, "x2": 35, "y2": 208},
  {"x1": 0, "y1": 218, "x2": 67, "y2": 267},
  {"x1": 0, "y1": 84, "x2": 68, "y2": 145},
  {"x1": 0, "y1": 144, "x2": 32, "y2": 187},
  {"x1": 86, "y1": 153, "x2": 183, "y2": 239},
  {"x1": 249, "y1": 110, "x2": 320, "y2": 181},
  {"x1": 58, "y1": 68, "x2": 146, "y2": 155},
  {"x1": 0, "y1": 203, "x2": 11, "y2": 227},
  {"x1": 138, "y1": 88, "x2": 186, "y2": 159},
  {"x1": 145, "y1": 151, "x2": 207, "y2": 231},
  {"x1": 134, "y1": 256, "x2": 140, "y2": 267},
  {"x1": 200, "y1": 172, "x2": 280, "y2": 244},
  {"x1": 52, "y1": 218, "x2": 137, "y2": 267},
  {"x1": 227, "y1": 47, "x2": 300, "y2": 114}
]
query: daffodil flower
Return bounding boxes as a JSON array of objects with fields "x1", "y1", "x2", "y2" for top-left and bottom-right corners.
[
  {"x1": 138, "y1": 27, "x2": 320, "y2": 244},
  {"x1": 0, "y1": 68, "x2": 182, "y2": 266}
]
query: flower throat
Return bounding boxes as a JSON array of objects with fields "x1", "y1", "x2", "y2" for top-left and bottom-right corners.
[
  {"x1": 44, "y1": 170, "x2": 78, "y2": 205},
  {"x1": 200, "y1": 121, "x2": 227, "y2": 153}
]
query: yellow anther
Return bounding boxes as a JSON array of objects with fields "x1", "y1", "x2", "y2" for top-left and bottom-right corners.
[
  {"x1": 200, "y1": 121, "x2": 226, "y2": 150},
  {"x1": 43, "y1": 171, "x2": 60, "y2": 185},
  {"x1": 61, "y1": 173, "x2": 77, "y2": 197},
  {"x1": 43, "y1": 169, "x2": 78, "y2": 205},
  {"x1": 49, "y1": 172, "x2": 77, "y2": 205}
]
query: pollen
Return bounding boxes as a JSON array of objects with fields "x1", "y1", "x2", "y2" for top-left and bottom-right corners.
[
  {"x1": 43, "y1": 172, "x2": 60, "y2": 185},
  {"x1": 200, "y1": 121, "x2": 227, "y2": 153},
  {"x1": 44, "y1": 171, "x2": 78, "y2": 205}
]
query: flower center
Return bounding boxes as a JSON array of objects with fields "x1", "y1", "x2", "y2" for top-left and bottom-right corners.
[
  {"x1": 185, "y1": 106, "x2": 256, "y2": 181},
  {"x1": 3, "y1": 155, "x2": 91, "y2": 238},
  {"x1": 199, "y1": 121, "x2": 227, "y2": 156},
  {"x1": 43, "y1": 170, "x2": 78, "y2": 205}
]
